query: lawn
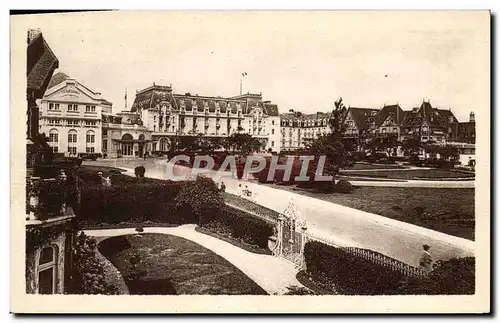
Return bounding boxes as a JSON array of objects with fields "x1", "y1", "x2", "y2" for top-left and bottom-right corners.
[
  {"x1": 98, "y1": 233, "x2": 268, "y2": 295},
  {"x1": 339, "y1": 169, "x2": 475, "y2": 180},
  {"x1": 268, "y1": 184, "x2": 475, "y2": 240},
  {"x1": 348, "y1": 163, "x2": 405, "y2": 170}
]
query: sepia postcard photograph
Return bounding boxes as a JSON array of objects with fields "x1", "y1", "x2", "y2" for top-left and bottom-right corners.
[{"x1": 9, "y1": 9, "x2": 491, "y2": 314}]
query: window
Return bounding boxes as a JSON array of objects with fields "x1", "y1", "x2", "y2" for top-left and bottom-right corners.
[
  {"x1": 85, "y1": 120, "x2": 97, "y2": 127},
  {"x1": 102, "y1": 140, "x2": 107, "y2": 150},
  {"x1": 52, "y1": 147, "x2": 58, "y2": 153},
  {"x1": 48, "y1": 129, "x2": 58, "y2": 143},
  {"x1": 48, "y1": 103, "x2": 60, "y2": 111},
  {"x1": 68, "y1": 146, "x2": 77, "y2": 155},
  {"x1": 271, "y1": 129, "x2": 275, "y2": 134},
  {"x1": 86, "y1": 131, "x2": 95, "y2": 143},
  {"x1": 86, "y1": 147, "x2": 95, "y2": 153},
  {"x1": 67, "y1": 104, "x2": 78, "y2": 112},
  {"x1": 272, "y1": 120, "x2": 275, "y2": 125},
  {"x1": 37, "y1": 245, "x2": 58, "y2": 294},
  {"x1": 272, "y1": 141, "x2": 275, "y2": 146},
  {"x1": 68, "y1": 130, "x2": 77, "y2": 144},
  {"x1": 67, "y1": 119, "x2": 79, "y2": 126},
  {"x1": 85, "y1": 105, "x2": 96, "y2": 112},
  {"x1": 47, "y1": 119, "x2": 61, "y2": 126}
]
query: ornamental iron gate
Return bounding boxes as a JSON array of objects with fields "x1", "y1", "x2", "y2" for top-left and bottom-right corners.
[{"x1": 274, "y1": 198, "x2": 308, "y2": 269}]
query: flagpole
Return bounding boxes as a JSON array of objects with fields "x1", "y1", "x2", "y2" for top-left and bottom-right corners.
[{"x1": 240, "y1": 75, "x2": 242, "y2": 95}]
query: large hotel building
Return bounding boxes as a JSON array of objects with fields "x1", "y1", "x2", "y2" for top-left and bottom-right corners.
[
  {"x1": 38, "y1": 72, "x2": 475, "y2": 163},
  {"x1": 131, "y1": 84, "x2": 281, "y2": 153}
]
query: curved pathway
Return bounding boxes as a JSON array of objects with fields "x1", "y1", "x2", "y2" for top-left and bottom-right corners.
[
  {"x1": 83, "y1": 160, "x2": 475, "y2": 266},
  {"x1": 84, "y1": 224, "x2": 303, "y2": 295}
]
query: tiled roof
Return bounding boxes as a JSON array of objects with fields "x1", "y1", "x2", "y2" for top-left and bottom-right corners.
[
  {"x1": 27, "y1": 33, "x2": 59, "y2": 93},
  {"x1": 47, "y1": 72, "x2": 70, "y2": 90},
  {"x1": 436, "y1": 109, "x2": 457, "y2": 123},
  {"x1": 131, "y1": 87, "x2": 173, "y2": 112},
  {"x1": 349, "y1": 107, "x2": 379, "y2": 131},
  {"x1": 131, "y1": 85, "x2": 279, "y2": 116},
  {"x1": 374, "y1": 104, "x2": 404, "y2": 126}
]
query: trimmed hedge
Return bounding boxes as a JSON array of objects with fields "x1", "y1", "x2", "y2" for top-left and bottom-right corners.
[
  {"x1": 304, "y1": 240, "x2": 404, "y2": 295},
  {"x1": 204, "y1": 207, "x2": 274, "y2": 249},
  {"x1": 335, "y1": 180, "x2": 353, "y2": 193},
  {"x1": 77, "y1": 181, "x2": 184, "y2": 225}
]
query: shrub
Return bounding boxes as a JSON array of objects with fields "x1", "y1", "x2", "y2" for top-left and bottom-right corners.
[
  {"x1": 174, "y1": 177, "x2": 225, "y2": 225},
  {"x1": 304, "y1": 240, "x2": 404, "y2": 295},
  {"x1": 135, "y1": 226, "x2": 144, "y2": 233},
  {"x1": 398, "y1": 257, "x2": 475, "y2": 295},
  {"x1": 134, "y1": 166, "x2": 146, "y2": 178},
  {"x1": 70, "y1": 232, "x2": 119, "y2": 295},
  {"x1": 335, "y1": 180, "x2": 353, "y2": 193},
  {"x1": 204, "y1": 207, "x2": 274, "y2": 248},
  {"x1": 77, "y1": 181, "x2": 182, "y2": 225}
]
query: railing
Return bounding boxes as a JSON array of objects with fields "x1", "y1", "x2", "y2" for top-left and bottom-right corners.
[
  {"x1": 344, "y1": 247, "x2": 426, "y2": 278},
  {"x1": 301, "y1": 230, "x2": 426, "y2": 278}
]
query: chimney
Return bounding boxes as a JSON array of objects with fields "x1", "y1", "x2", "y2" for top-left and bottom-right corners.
[
  {"x1": 27, "y1": 28, "x2": 41, "y2": 44},
  {"x1": 469, "y1": 112, "x2": 475, "y2": 122}
]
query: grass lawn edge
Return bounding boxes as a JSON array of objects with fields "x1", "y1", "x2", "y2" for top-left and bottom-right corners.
[
  {"x1": 295, "y1": 270, "x2": 339, "y2": 295},
  {"x1": 80, "y1": 222, "x2": 181, "y2": 230},
  {"x1": 195, "y1": 226, "x2": 272, "y2": 255}
]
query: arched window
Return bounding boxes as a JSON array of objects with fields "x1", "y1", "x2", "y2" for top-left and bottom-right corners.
[
  {"x1": 67, "y1": 129, "x2": 77, "y2": 156},
  {"x1": 48, "y1": 129, "x2": 59, "y2": 153},
  {"x1": 138, "y1": 134, "x2": 145, "y2": 141},
  {"x1": 121, "y1": 133, "x2": 134, "y2": 156},
  {"x1": 37, "y1": 245, "x2": 58, "y2": 294},
  {"x1": 86, "y1": 130, "x2": 95, "y2": 153}
]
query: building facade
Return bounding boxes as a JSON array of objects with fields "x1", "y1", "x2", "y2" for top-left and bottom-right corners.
[
  {"x1": 102, "y1": 111, "x2": 152, "y2": 158},
  {"x1": 131, "y1": 84, "x2": 281, "y2": 153},
  {"x1": 38, "y1": 73, "x2": 112, "y2": 156},
  {"x1": 279, "y1": 111, "x2": 330, "y2": 151},
  {"x1": 277, "y1": 101, "x2": 475, "y2": 153}
]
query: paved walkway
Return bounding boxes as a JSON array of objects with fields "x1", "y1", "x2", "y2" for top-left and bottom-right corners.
[
  {"x1": 84, "y1": 224, "x2": 303, "y2": 295},
  {"x1": 348, "y1": 179, "x2": 474, "y2": 188},
  {"x1": 83, "y1": 159, "x2": 475, "y2": 266}
]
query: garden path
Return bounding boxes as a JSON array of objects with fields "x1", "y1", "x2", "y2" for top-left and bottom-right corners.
[
  {"x1": 83, "y1": 160, "x2": 475, "y2": 267},
  {"x1": 84, "y1": 224, "x2": 304, "y2": 295}
]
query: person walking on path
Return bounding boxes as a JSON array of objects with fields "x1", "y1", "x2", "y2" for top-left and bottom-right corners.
[
  {"x1": 220, "y1": 182, "x2": 226, "y2": 192},
  {"x1": 419, "y1": 244, "x2": 433, "y2": 274}
]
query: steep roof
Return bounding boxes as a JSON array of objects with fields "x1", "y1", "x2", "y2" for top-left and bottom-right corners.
[
  {"x1": 131, "y1": 85, "x2": 174, "y2": 112},
  {"x1": 27, "y1": 33, "x2": 59, "y2": 93},
  {"x1": 131, "y1": 84, "x2": 279, "y2": 116},
  {"x1": 374, "y1": 104, "x2": 404, "y2": 126},
  {"x1": 436, "y1": 109, "x2": 458, "y2": 123},
  {"x1": 348, "y1": 107, "x2": 379, "y2": 131},
  {"x1": 47, "y1": 71, "x2": 70, "y2": 90}
]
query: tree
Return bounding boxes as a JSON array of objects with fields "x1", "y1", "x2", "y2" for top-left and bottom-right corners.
[
  {"x1": 174, "y1": 176, "x2": 225, "y2": 224},
  {"x1": 227, "y1": 133, "x2": 261, "y2": 156},
  {"x1": 303, "y1": 98, "x2": 354, "y2": 178},
  {"x1": 402, "y1": 135, "x2": 422, "y2": 156}
]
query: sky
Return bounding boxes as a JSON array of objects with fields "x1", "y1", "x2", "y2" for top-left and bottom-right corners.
[{"x1": 17, "y1": 11, "x2": 489, "y2": 121}]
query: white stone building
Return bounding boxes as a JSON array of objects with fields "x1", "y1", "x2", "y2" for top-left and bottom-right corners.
[{"x1": 38, "y1": 73, "x2": 112, "y2": 156}]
